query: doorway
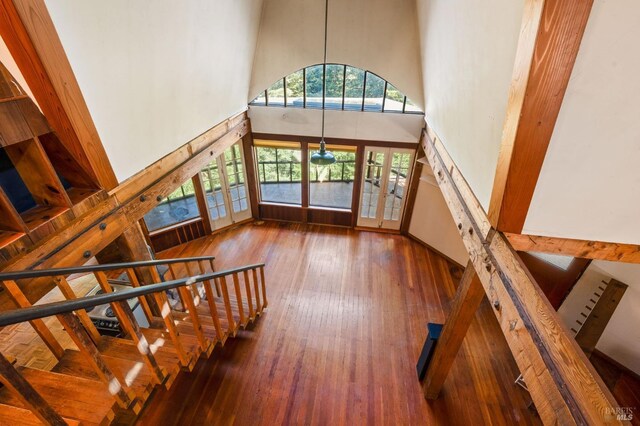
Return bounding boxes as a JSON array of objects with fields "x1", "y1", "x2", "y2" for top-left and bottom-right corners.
[
  {"x1": 200, "y1": 141, "x2": 252, "y2": 230},
  {"x1": 357, "y1": 147, "x2": 414, "y2": 230}
]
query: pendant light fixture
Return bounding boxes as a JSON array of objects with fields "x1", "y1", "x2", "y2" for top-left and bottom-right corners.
[{"x1": 310, "y1": 0, "x2": 336, "y2": 166}]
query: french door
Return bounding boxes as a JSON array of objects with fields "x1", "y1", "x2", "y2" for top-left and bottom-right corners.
[
  {"x1": 200, "y1": 141, "x2": 251, "y2": 230},
  {"x1": 357, "y1": 147, "x2": 414, "y2": 230}
]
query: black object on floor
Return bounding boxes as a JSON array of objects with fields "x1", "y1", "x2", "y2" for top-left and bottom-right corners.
[{"x1": 416, "y1": 322, "x2": 443, "y2": 381}]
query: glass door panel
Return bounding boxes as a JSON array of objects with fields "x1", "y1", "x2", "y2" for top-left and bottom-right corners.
[
  {"x1": 357, "y1": 147, "x2": 414, "y2": 230},
  {"x1": 202, "y1": 141, "x2": 251, "y2": 230},
  {"x1": 382, "y1": 151, "x2": 412, "y2": 229},
  {"x1": 222, "y1": 143, "x2": 250, "y2": 219},
  {"x1": 357, "y1": 148, "x2": 387, "y2": 227}
]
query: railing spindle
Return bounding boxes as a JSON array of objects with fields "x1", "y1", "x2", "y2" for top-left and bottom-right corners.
[
  {"x1": 0, "y1": 280, "x2": 64, "y2": 360},
  {"x1": 94, "y1": 270, "x2": 167, "y2": 383},
  {"x1": 209, "y1": 259, "x2": 221, "y2": 297},
  {"x1": 144, "y1": 266, "x2": 191, "y2": 368},
  {"x1": 53, "y1": 276, "x2": 101, "y2": 344},
  {"x1": 199, "y1": 261, "x2": 225, "y2": 343},
  {"x1": 232, "y1": 273, "x2": 246, "y2": 326},
  {"x1": 169, "y1": 265, "x2": 209, "y2": 352},
  {"x1": 0, "y1": 352, "x2": 66, "y2": 425},
  {"x1": 124, "y1": 269, "x2": 156, "y2": 324},
  {"x1": 243, "y1": 270, "x2": 255, "y2": 320},
  {"x1": 251, "y1": 269, "x2": 262, "y2": 313},
  {"x1": 218, "y1": 275, "x2": 237, "y2": 334},
  {"x1": 259, "y1": 266, "x2": 268, "y2": 308},
  {"x1": 57, "y1": 312, "x2": 137, "y2": 408}
]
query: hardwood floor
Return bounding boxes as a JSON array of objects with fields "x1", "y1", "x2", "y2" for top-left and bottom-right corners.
[{"x1": 137, "y1": 221, "x2": 538, "y2": 425}]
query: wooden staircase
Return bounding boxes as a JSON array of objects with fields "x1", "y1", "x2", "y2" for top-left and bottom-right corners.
[{"x1": 0, "y1": 257, "x2": 268, "y2": 425}]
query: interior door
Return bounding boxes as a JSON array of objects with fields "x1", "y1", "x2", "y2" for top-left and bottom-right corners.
[
  {"x1": 201, "y1": 141, "x2": 251, "y2": 230},
  {"x1": 357, "y1": 147, "x2": 414, "y2": 230}
]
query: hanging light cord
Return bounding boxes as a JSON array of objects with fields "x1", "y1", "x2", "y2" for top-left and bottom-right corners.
[{"x1": 320, "y1": 0, "x2": 329, "y2": 147}]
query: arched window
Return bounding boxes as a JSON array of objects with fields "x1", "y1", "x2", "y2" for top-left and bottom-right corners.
[{"x1": 250, "y1": 64, "x2": 422, "y2": 114}]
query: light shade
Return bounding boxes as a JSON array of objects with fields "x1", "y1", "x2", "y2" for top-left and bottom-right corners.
[{"x1": 310, "y1": 140, "x2": 336, "y2": 165}]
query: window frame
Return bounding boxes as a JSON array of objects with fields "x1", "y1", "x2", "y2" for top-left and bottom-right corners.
[{"x1": 250, "y1": 63, "x2": 423, "y2": 115}]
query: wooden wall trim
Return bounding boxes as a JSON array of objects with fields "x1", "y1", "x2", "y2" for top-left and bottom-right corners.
[
  {"x1": 0, "y1": 112, "x2": 249, "y2": 309},
  {"x1": 424, "y1": 129, "x2": 621, "y2": 424},
  {"x1": 252, "y1": 132, "x2": 418, "y2": 149},
  {"x1": 0, "y1": 0, "x2": 118, "y2": 189},
  {"x1": 488, "y1": 0, "x2": 594, "y2": 233},
  {"x1": 506, "y1": 233, "x2": 640, "y2": 264}
]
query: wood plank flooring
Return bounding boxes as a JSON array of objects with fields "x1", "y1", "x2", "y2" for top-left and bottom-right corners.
[{"x1": 138, "y1": 221, "x2": 539, "y2": 425}]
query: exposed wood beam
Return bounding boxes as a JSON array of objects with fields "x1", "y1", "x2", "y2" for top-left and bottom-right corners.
[
  {"x1": 0, "y1": 112, "x2": 248, "y2": 309},
  {"x1": 422, "y1": 260, "x2": 485, "y2": 399},
  {"x1": 488, "y1": 0, "x2": 593, "y2": 233},
  {"x1": 0, "y1": 0, "x2": 118, "y2": 189},
  {"x1": 505, "y1": 233, "x2": 640, "y2": 264},
  {"x1": 423, "y1": 128, "x2": 621, "y2": 424}
]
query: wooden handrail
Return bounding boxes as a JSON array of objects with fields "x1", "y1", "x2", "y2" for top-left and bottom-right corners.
[
  {"x1": 0, "y1": 256, "x2": 215, "y2": 281},
  {"x1": 0, "y1": 263, "x2": 264, "y2": 327}
]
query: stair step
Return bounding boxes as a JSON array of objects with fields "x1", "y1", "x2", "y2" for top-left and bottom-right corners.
[
  {"x1": 0, "y1": 404, "x2": 81, "y2": 425},
  {"x1": 97, "y1": 335, "x2": 181, "y2": 388},
  {"x1": 51, "y1": 349, "x2": 155, "y2": 403},
  {"x1": 0, "y1": 367, "x2": 118, "y2": 425},
  {"x1": 140, "y1": 327, "x2": 201, "y2": 371}
]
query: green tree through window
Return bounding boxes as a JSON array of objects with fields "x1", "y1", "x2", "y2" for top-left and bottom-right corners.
[{"x1": 252, "y1": 64, "x2": 422, "y2": 115}]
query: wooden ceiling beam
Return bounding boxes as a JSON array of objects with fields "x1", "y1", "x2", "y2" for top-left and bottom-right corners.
[
  {"x1": 423, "y1": 128, "x2": 621, "y2": 424},
  {"x1": 0, "y1": 0, "x2": 118, "y2": 190},
  {"x1": 488, "y1": 0, "x2": 594, "y2": 233},
  {"x1": 505, "y1": 233, "x2": 640, "y2": 264}
]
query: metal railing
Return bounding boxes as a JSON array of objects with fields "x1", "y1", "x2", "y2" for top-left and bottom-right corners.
[
  {"x1": 0, "y1": 262, "x2": 263, "y2": 327},
  {"x1": 0, "y1": 256, "x2": 215, "y2": 281}
]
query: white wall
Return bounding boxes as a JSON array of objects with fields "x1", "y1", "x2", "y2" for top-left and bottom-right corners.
[
  {"x1": 408, "y1": 167, "x2": 469, "y2": 265},
  {"x1": 524, "y1": 0, "x2": 640, "y2": 244},
  {"x1": 0, "y1": 37, "x2": 39, "y2": 109},
  {"x1": 248, "y1": 106, "x2": 423, "y2": 143},
  {"x1": 416, "y1": 0, "x2": 524, "y2": 209},
  {"x1": 45, "y1": 0, "x2": 264, "y2": 182},
  {"x1": 559, "y1": 260, "x2": 640, "y2": 374},
  {"x1": 249, "y1": 0, "x2": 423, "y2": 108}
]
